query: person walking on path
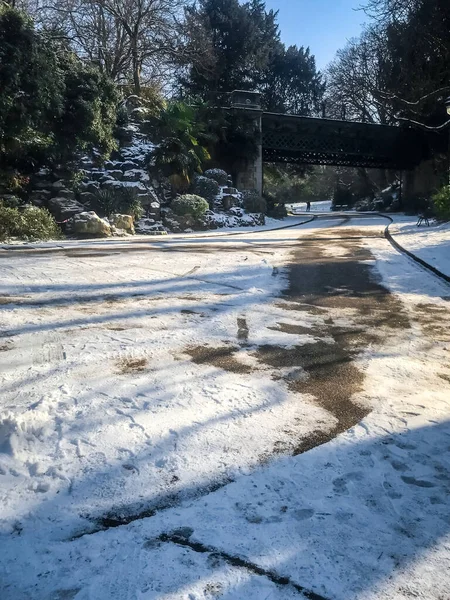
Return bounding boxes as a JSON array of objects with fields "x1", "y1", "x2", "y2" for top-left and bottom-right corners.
[{"x1": 306, "y1": 201, "x2": 311, "y2": 212}]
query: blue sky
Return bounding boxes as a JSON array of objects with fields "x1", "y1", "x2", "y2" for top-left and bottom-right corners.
[{"x1": 264, "y1": 0, "x2": 368, "y2": 71}]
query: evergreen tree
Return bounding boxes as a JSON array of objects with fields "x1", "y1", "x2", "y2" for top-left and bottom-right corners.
[
  {"x1": 180, "y1": 0, "x2": 280, "y2": 103},
  {"x1": 0, "y1": 5, "x2": 118, "y2": 173},
  {"x1": 260, "y1": 44, "x2": 324, "y2": 115},
  {"x1": 180, "y1": 0, "x2": 323, "y2": 115}
]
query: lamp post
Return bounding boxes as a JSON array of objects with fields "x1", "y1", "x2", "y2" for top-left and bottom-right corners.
[
  {"x1": 445, "y1": 96, "x2": 450, "y2": 116},
  {"x1": 446, "y1": 96, "x2": 450, "y2": 186}
]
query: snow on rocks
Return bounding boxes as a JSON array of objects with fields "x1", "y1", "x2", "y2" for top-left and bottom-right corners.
[{"x1": 135, "y1": 217, "x2": 167, "y2": 234}]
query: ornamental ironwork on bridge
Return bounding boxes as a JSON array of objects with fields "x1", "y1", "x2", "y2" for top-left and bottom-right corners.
[
  {"x1": 261, "y1": 112, "x2": 426, "y2": 170},
  {"x1": 230, "y1": 90, "x2": 429, "y2": 171}
]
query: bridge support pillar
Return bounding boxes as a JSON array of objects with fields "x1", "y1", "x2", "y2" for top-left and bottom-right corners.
[
  {"x1": 236, "y1": 123, "x2": 263, "y2": 195},
  {"x1": 230, "y1": 91, "x2": 263, "y2": 196}
]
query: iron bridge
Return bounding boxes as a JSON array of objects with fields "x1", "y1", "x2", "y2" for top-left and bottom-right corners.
[
  {"x1": 229, "y1": 90, "x2": 430, "y2": 170},
  {"x1": 261, "y1": 112, "x2": 427, "y2": 170}
]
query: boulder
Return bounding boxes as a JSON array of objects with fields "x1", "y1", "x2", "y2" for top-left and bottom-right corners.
[
  {"x1": 121, "y1": 161, "x2": 138, "y2": 171},
  {"x1": 57, "y1": 189, "x2": 75, "y2": 200},
  {"x1": 72, "y1": 211, "x2": 111, "y2": 237},
  {"x1": 80, "y1": 159, "x2": 94, "y2": 170},
  {"x1": 34, "y1": 181, "x2": 53, "y2": 190},
  {"x1": 85, "y1": 182, "x2": 100, "y2": 194},
  {"x1": 78, "y1": 191, "x2": 96, "y2": 205},
  {"x1": 137, "y1": 188, "x2": 160, "y2": 206},
  {"x1": 29, "y1": 190, "x2": 52, "y2": 206},
  {"x1": 106, "y1": 170, "x2": 123, "y2": 180},
  {"x1": 147, "y1": 201, "x2": 161, "y2": 220},
  {"x1": 115, "y1": 127, "x2": 134, "y2": 145},
  {"x1": 48, "y1": 197, "x2": 85, "y2": 221},
  {"x1": 122, "y1": 169, "x2": 143, "y2": 182},
  {"x1": 99, "y1": 174, "x2": 115, "y2": 184},
  {"x1": 222, "y1": 195, "x2": 235, "y2": 210},
  {"x1": 88, "y1": 171, "x2": 106, "y2": 182},
  {"x1": 135, "y1": 218, "x2": 167, "y2": 235},
  {"x1": 110, "y1": 214, "x2": 135, "y2": 234},
  {"x1": 162, "y1": 209, "x2": 197, "y2": 233},
  {"x1": 51, "y1": 180, "x2": 67, "y2": 194},
  {"x1": 102, "y1": 180, "x2": 147, "y2": 194}
]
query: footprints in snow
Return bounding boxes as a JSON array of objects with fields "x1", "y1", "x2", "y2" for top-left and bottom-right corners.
[{"x1": 332, "y1": 471, "x2": 364, "y2": 495}]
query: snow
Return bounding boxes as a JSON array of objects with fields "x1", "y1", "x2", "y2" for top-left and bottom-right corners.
[
  {"x1": 118, "y1": 127, "x2": 155, "y2": 166},
  {"x1": 289, "y1": 200, "x2": 332, "y2": 213},
  {"x1": 388, "y1": 217, "x2": 450, "y2": 278},
  {"x1": 1, "y1": 216, "x2": 450, "y2": 599}
]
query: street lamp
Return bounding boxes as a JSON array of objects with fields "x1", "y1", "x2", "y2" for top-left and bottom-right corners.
[{"x1": 446, "y1": 97, "x2": 450, "y2": 185}]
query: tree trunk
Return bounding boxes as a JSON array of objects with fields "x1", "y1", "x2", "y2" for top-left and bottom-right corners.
[{"x1": 132, "y1": 40, "x2": 141, "y2": 96}]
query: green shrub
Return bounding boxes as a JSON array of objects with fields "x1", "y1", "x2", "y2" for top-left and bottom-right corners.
[
  {"x1": 432, "y1": 185, "x2": 450, "y2": 220},
  {"x1": 203, "y1": 169, "x2": 228, "y2": 186},
  {"x1": 116, "y1": 103, "x2": 129, "y2": 128},
  {"x1": 192, "y1": 176, "x2": 220, "y2": 205},
  {"x1": 241, "y1": 190, "x2": 267, "y2": 214},
  {"x1": 0, "y1": 202, "x2": 61, "y2": 241},
  {"x1": 172, "y1": 194, "x2": 209, "y2": 219},
  {"x1": 0, "y1": 195, "x2": 21, "y2": 208},
  {"x1": 268, "y1": 203, "x2": 287, "y2": 219},
  {"x1": 91, "y1": 187, "x2": 143, "y2": 219}
]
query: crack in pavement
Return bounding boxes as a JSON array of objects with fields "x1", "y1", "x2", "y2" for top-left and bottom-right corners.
[{"x1": 156, "y1": 530, "x2": 330, "y2": 600}]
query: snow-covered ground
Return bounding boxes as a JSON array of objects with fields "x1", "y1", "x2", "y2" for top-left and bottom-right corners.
[
  {"x1": 388, "y1": 217, "x2": 450, "y2": 278},
  {"x1": 288, "y1": 200, "x2": 332, "y2": 213},
  {"x1": 1, "y1": 216, "x2": 450, "y2": 599}
]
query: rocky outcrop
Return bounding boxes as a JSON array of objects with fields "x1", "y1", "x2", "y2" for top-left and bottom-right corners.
[
  {"x1": 72, "y1": 212, "x2": 111, "y2": 237},
  {"x1": 135, "y1": 218, "x2": 167, "y2": 235},
  {"x1": 110, "y1": 213, "x2": 135, "y2": 234},
  {"x1": 161, "y1": 209, "x2": 199, "y2": 233},
  {"x1": 48, "y1": 197, "x2": 85, "y2": 221},
  {"x1": 161, "y1": 207, "x2": 265, "y2": 233}
]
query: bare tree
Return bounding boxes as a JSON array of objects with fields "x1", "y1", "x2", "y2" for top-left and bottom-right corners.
[
  {"x1": 95, "y1": 0, "x2": 187, "y2": 94},
  {"x1": 325, "y1": 29, "x2": 392, "y2": 124},
  {"x1": 32, "y1": 0, "x2": 188, "y2": 93}
]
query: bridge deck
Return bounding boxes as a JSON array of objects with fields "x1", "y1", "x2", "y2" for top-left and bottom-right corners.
[{"x1": 261, "y1": 112, "x2": 429, "y2": 170}]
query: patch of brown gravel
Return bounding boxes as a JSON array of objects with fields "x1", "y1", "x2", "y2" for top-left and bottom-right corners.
[{"x1": 117, "y1": 357, "x2": 147, "y2": 373}]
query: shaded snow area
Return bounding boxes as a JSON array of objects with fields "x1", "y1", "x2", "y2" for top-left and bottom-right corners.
[
  {"x1": 389, "y1": 217, "x2": 450, "y2": 278},
  {"x1": 1, "y1": 218, "x2": 450, "y2": 599}
]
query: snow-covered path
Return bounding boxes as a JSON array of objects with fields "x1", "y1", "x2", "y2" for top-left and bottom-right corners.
[{"x1": 1, "y1": 216, "x2": 450, "y2": 599}]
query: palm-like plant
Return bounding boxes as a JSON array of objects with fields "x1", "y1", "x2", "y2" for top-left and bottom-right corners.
[{"x1": 148, "y1": 102, "x2": 211, "y2": 192}]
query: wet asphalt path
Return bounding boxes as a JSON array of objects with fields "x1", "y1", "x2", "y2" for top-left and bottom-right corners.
[{"x1": 282, "y1": 220, "x2": 409, "y2": 451}]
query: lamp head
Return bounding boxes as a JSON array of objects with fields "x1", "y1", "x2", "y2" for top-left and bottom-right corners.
[{"x1": 445, "y1": 96, "x2": 450, "y2": 116}]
